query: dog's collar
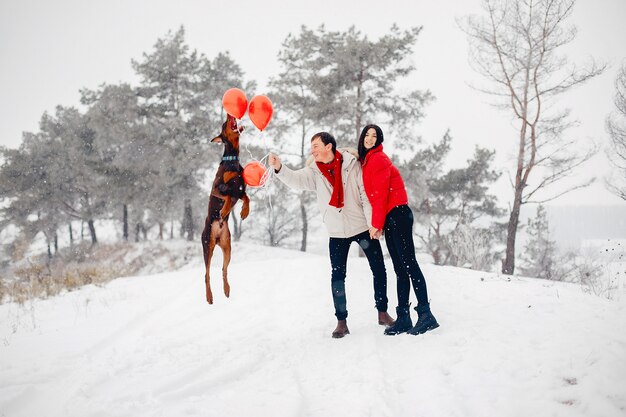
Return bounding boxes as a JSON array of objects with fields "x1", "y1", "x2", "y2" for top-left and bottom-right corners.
[{"x1": 222, "y1": 155, "x2": 238, "y2": 162}]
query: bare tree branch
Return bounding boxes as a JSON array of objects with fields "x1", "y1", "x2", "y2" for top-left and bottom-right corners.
[{"x1": 605, "y1": 63, "x2": 626, "y2": 201}]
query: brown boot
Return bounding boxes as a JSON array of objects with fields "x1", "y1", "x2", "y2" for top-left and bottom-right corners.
[
  {"x1": 378, "y1": 311, "x2": 396, "y2": 327},
  {"x1": 332, "y1": 320, "x2": 350, "y2": 338}
]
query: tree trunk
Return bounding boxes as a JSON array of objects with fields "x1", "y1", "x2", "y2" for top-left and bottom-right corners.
[
  {"x1": 300, "y1": 193, "x2": 308, "y2": 252},
  {"x1": 158, "y1": 222, "x2": 164, "y2": 240},
  {"x1": 502, "y1": 172, "x2": 524, "y2": 276},
  {"x1": 54, "y1": 231, "x2": 58, "y2": 255},
  {"x1": 356, "y1": 72, "x2": 365, "y2": 258},
  {"x1": 68, "y1": 222, "x2": 73, "y2": 247},
  {"x1": 355, "y1": 68, "x2": 364, "y2": 141},
  {"x1": 183, "y1": 199, "x2": 194, "y2": 241},
  {"x1": 170, "y1": 220, "x2": 174, "y2": 239},
  {"x1": 123, "y1": 204, "x2": 129, "y2": 241},
  {"x1": 87, "y1": 219, "x2": 97, "y2": 245},
  {"x1": 432, "y1": 248, "x2": 441, "y2": 265},
  {"x1": 503, "y1": 192, "x2": 523, "y2": 275},
  {"x1": 430, "y1": 224, "x2": 442, "y2": 265},
  {"x1": 299, "y1": 121, "x2": 308, "y2": 252},
  {"x1": 503, "y1": 114, "x2": 530, "y2": 275}
]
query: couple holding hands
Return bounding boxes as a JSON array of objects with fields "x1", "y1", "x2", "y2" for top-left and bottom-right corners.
[{"x1": 268, "y1": 124, "x2": 439, "y2": 338}]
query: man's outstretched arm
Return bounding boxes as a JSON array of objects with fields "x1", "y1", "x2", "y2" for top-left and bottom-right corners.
[{"x1": 268, "y1": 153, "x2": 316, "y2": 191}]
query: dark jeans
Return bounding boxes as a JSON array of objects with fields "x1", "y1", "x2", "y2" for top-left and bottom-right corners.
[
  {"x1": 384, "y1": 205, "x2": 429, "y2": 310},
  {"x1": 328, "y1": 230, "x2": 388, "y2": 320}
]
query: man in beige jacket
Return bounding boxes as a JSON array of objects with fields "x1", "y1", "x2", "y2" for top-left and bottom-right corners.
[{"x1": 268, "y1": 132, "x2": 395, "y2": 338}]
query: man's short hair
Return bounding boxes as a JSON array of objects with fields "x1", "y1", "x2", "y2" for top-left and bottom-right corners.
[{"x1": 311, "y1": 132, "x2": 336, "y2": 153}]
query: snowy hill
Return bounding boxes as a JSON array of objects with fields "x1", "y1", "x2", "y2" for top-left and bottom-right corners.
[{"x1": 1, "y1": 242, "x2": 625, "y2": 417}]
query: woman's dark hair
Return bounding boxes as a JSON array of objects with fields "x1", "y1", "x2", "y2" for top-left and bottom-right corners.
[
  {"x1": 311, "y1": 131, "x2": 337, "y2": 153},
  {"x1": 357, "y1": 124, "x2": 384, "y2": 161}
]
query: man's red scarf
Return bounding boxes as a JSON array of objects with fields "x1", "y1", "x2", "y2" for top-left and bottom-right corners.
[{"x1": 316, "y1": 150, "x2": 344, "y2": 209}]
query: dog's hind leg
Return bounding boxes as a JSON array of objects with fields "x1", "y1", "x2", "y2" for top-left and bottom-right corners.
[
  {"x1": 205, "y1": 249, "x2": 214, "y2": 304},
  {"x1": 218, "y1": 224, "x2": 232, "y2": 298},
  {"x1": 201, "y1": 220, "x2": 210, "y2": 266},
  {"x1": 240, "y1": 193, "x2": 250, "y2": 220},
  {"x1": 205, "y1": 222, "x2": 221, "y2": 304},
  {"x1": 202, "y1": 226, "x2": 212, "y2": 304}
]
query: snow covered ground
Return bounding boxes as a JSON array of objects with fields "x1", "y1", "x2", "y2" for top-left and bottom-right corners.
[{"x1": 1, "y1": 242, "x2": 625, "y2": 417}]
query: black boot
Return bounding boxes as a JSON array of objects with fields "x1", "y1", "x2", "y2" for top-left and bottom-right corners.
[
  {"x1": 384, "y1": 306, "x2": 413, "y2": 335},
  {"x1": 408, "y1": 304, "x2": 439, "y2": 335}
]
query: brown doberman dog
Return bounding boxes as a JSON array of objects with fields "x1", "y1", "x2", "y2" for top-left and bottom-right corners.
[{"x1": 201, "y1": 114, "x2": 250, "y2": 304}]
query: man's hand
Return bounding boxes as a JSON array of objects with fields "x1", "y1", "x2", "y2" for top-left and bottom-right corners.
[{"x1": 268, "y1": 153, "x2": 282, "y2": 172}]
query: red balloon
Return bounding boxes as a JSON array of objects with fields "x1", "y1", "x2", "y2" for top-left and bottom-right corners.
[
  {"x1": 243, "y1": 161, "x2": 268, "y2": 187},
  {"x1": 248, "y1": 95, "x2": 273, "y2": 131},
  {"x1": 222, "y1": 88, "x2": 248, "y2": 119}
]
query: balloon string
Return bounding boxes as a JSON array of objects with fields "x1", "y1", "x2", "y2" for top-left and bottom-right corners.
[{"x1": 242, "y1": 129, "x2": 274, "y2": 212}]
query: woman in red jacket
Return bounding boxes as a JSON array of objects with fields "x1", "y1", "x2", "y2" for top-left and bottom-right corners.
[{"x1": 358, "y1": 124, "x2": 439, "y2": 336}]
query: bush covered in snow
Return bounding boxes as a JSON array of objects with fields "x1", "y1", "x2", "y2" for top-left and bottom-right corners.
[{"x1": 0, "y1": 240, "x2": 199, "y2": 304}]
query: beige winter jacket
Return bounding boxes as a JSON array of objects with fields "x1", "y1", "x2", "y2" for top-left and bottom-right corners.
[{"x1": 275, "y1": 148, "x2": 373, "y2": 238}]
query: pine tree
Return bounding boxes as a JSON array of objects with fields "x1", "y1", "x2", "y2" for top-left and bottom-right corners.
[
  {"x1": 322, "y1": 25, "x2": 433, "y2": 148},
  {"x1": 81, "y1": 83, "x2": 149, "y2": 240},
  {"x1": 401, "y1": 131, "x2": 503, "y2": 267},
  {"x1": 268, "y1": 25, "x2": 433, "y2": 250},
  {"x1": 268, "y1": 26, "x2": 334, "y2": 251},
  {"x1": 519, "y1": 205, "x2": 561, "y2": 280},
  {"x1": 38, "y1": 106, "x2": 105, "y2": 245},
  {"x1": 131, "y1": 26, "x2": 249, "y2": 241}
]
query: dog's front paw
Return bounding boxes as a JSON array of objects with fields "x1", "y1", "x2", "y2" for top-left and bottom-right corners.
[{"x1": 240, "y1": 206, "x2": 249, "y2": 220}]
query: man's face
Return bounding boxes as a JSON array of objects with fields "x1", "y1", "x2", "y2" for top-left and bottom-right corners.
[{"x1": 310, "y1": 137, "x2": 334, "y2": 163}]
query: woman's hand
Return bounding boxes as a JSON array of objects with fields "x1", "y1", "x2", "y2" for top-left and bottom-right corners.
[{"x1": 369, "y1": 227, "x2": 382, "y2": 240}]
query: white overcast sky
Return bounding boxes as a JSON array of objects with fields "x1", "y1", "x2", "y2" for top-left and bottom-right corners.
[{"x1": 1, "y1": 0, "x2": 625, "y2": 206}]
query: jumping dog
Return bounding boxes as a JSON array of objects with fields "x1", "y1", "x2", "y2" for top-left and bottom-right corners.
[{"x1": 201, "y1": 114, "x2": 250, "y2": 304}]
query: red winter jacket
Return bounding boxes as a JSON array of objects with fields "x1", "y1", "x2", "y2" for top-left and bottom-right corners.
[{"x1": 361, "y1": 145, "x2": 408, "y2": 230}]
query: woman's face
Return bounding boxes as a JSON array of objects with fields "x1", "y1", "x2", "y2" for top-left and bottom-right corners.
[{"x1": 364, "y1": 128, "x2": 377, "y2": 150}]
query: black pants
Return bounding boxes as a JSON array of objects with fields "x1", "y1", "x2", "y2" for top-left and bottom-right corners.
[
  {"x1": 328, "y1": 230, "x2": 388, "y2": 320},
  {"x1": 384, "y1": 205, "x2": 429, "y2": 309}
]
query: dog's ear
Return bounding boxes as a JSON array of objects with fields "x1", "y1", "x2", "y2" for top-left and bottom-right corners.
[{"x1": 211, "y1": 135, "x2": 223, "y2": 144}]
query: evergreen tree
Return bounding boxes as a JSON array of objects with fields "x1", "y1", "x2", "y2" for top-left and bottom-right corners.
[
  {"x1": 38, "y1": 106, "x2": 105, "y2": 245},
  {"x1": 131, "y1": 26, "x2": 250, "y2": 241},
  {"x1": 0, "y1": 132, "x2": 67, "y2": 256},
  {"x1": 0, "y1": 104, "x2": 104, "y2": 251},
  {"x1": 81, "y1": 83, "x2": 149, "y2": 240},
  {"x1": 402, "y1": 131, "x2": 503, "y2": 267},
  {"x1": 322, "y1": 25, "x2": 433, "y2": 148},
  {"x1": 268, "y1": 25, "x2": 433, "y2": 250},
  {"x1": 519, "y1": 205, "x2": 562, "y2": 280},
  {"x1": 268, "y1": 26, "x2": 332, "y2": 251}
]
